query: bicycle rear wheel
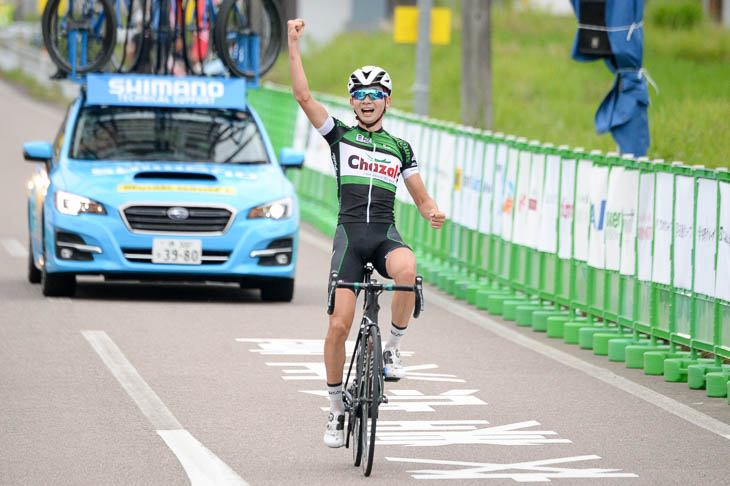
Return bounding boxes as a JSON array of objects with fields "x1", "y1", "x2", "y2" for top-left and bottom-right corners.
[
  {"x1": 213, "y1": 0, "x2": 282, "y2": 78},
  {"x1": 360, "y1": 325, "x2": 382, "y2": 476},
  {"x1": 42, "y1": 0, "x2": 117, "y2": 74}
]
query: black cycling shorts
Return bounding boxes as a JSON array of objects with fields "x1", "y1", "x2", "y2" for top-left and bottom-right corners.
[{"x1": 330, "y1": 223, "x2": 412, "y2": 290}]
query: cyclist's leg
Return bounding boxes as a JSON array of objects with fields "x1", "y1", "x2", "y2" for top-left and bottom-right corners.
[{"x1": 374, "y1": 225, "x2": 417, "y2": 329}]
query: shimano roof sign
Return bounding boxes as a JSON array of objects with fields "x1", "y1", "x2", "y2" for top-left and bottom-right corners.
[{"x1": 86, "y1": 74, "x2": 247, "y2": 110}]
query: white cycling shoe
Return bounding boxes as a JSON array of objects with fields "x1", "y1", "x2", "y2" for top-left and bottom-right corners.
[
  {"x1": 324, "y1": 412, "x2": 345, "y2": 448},
  {"x1": 383, "y1": 348, "x2": 405, "y2": 381}
]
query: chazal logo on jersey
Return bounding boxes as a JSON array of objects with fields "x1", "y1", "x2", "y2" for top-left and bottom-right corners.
[{"x1": 348, "y1": 154, "x2": 400, "y2": 179}]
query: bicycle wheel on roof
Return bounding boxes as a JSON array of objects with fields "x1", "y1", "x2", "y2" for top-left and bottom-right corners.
[
  {"x1": 42, "y1": 0, "x2": 117, "y2": 74},
  {"x1": 213, "y1": 0, "x2": 282, "y2": 78}
]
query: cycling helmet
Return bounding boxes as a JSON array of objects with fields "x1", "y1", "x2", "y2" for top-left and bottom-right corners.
[{"x1": 348, "y1": 66, "x2": 392, "y2": 96}]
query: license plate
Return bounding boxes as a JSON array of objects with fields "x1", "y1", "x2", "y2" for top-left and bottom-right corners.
[{"x1": 152, "y1": 239, "x2": 202, "y2": 265}]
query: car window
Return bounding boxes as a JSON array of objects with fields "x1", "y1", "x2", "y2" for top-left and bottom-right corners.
[{"x1": 70, "y1": 106, "x2": 269, "y2": 164}]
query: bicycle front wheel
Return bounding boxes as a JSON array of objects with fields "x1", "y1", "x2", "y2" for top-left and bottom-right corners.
[
  {"x1": 42, "y1": 0, "x2": 117, "y2": 74},
  {"x1": 213, "y1": 0, "x2": 282, "y2": 78},
  {"x1": 350, "y1": 341, "x2": 363, "y2": 467},
  {"x1": 360, "y1": 325, "x2": 382, "y2": 476}
]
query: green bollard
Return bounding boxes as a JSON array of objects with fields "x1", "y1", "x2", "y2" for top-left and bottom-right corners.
[
  {"x1": 643, "y1": 351, "x2": 691, "y2": 375},
  {"x1": 705, "y1": 371, "x2": 730, "y2": 398},
  {"x1": 564, "y1": 319, "x2": 597, "y2": 344},
  {"x1": 546, "y1": 315, "x2": 574, "y2": 338},
  {"x1": 503, "y1": 299, "x2": 540, "y2": 321},
  {"x1": 475, "y1": 289, "x2": 513, "y2": 310},
  {"x1": 487, "y1": 293, "x2": 527, "y2": 316},
  {"x1": 607, "y1": 338, "x2": 651, "y2": 362},
  {"x1": 531, "y1": 309, "x2": 568, "y2": 332},
  {"x1": 625, "y1": 344, "x2": 671, "y2": 369},
  {"x1": 664, "y1": 358, "x2": 716, "y2": 383},
  {"x1": 593, "y1": 332, "x2": 634, "y2": 356},
  {"x1": 688, "y1": 363, "x2": 730, "y2": 389},
  {"x1": 578, "y1": 326, "x2": 619, "y2": 349},
  {"x1": 515, "y1": 302, "x2": 553, "y2": 327}
]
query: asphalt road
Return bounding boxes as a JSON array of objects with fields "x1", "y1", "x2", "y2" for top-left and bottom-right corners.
[{"x1": 1, "y1": 79, "x2": 729, "y2": 485}]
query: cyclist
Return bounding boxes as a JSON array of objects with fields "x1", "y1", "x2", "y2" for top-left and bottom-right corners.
[{"x1": 287, "y1": 19, "x2": 446, "y2": 448}]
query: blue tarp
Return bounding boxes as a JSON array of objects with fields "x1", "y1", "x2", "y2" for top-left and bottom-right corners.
[{"x1": 570, "y1": 0, "x2": 650, "y2": 156}]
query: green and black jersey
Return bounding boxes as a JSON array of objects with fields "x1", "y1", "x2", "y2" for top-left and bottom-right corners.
[{"x1": 317, "y1": 115, "x2": 419, "y2": 224}]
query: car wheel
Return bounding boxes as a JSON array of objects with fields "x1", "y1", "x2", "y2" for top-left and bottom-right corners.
[
  {"x1": 40, "y1": 234, "x2": 76, "y2": 297},
  {"x1": 260, "y1": 278, "x2": 294, "y2": 302},
  {"x1": 27, "y1": 237, "x2": 41, "y2": 284}
]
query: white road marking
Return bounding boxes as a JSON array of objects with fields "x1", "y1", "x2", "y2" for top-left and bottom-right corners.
[
  {"x1": 385, "y1": 455, "x2": 639, "y2": 481},
  {"x1": 265, "y1": 361, "x2": 464, "y2": 383},
  {"x1": 82, "y1": 330, "x2": 248, "y2": 485},
  {"x1": 1, "y1": 237, "x2": 27, "y2": 258},
  {"x1": 303, "y1": 388, "x2": 487, "y2": 412},
  {"x1": 300, "y1": 226, "x2": 730, "y2": 443}
]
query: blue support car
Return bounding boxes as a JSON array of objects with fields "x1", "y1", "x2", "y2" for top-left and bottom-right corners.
[{"x1": 23, "y1": 74, "x2": 304, "y2": 301}]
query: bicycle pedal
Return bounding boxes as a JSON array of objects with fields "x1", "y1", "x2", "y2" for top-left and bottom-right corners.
[{"x1": 381, "y1": 395, "x2": 388, "y2": 404}]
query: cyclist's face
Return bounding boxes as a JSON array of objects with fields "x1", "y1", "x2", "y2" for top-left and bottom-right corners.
[{"x1": 350, "y1": 86, "x2": 390, "y2": 125}]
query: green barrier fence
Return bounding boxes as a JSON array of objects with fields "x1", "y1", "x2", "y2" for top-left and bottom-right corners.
[{"x1": 248, "y1": 84, "x2": 730, "y2": 404}]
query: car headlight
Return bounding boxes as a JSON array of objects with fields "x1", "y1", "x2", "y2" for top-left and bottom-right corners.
[
  {"x1": 54, "y1": 190, "x2": 107, "y2": 215},
  {"x1": 247, "y1": 197, "x2": 292, "y2": 220}
]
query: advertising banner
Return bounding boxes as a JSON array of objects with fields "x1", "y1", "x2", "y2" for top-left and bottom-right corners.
[
  {"x1": 651, "y1": 172, "x2": 674, "y2": 285},
  {"x1": 619, "y1": 170, "x2": 639, "y2": 276},
  {"x1": 492, "y1": 143, "x2": 508, "y2": 238},
  {"x1": 451, "y1": 133, "x2": 468, "y2": 226},
  {"x1": 558, "y1": 157, "x2": 577, "y2": 259},
  {"x1": 714, "y1": 181, "x2": 730, "y2": 301},
  {"x1": 539, "y1": 153, "x2": 561, "y2": 254},
  {"x1": 694, "y1": 178, "x2": 718, "y2": 296},
  {"x1": 513, "y1": 149, "x2": 533, "y2": 246},
  {"x1": 526, "y1": 152, "x2": 546, "y2": 249},
  {"x1": 478, "y1": 141, "x2": 497, "y2": 235},
  {"x1": 502, "y1": 146, "x2": 519, "y2": 242},
  {"x1": 465, "y1": 137, "x2": 485, "y2": 231},
  {"x1": 436, "y1": 131, "x2": 456, "y2": 218},
  {"x1": 637, "y1": 172, "x2": 655, "y2": 281},
  {"x1": 604, "y1": 167, "x2": 625, "y2": 271},
  {"x1": 587, "y1": 165, "x2": 609, "y2": 269},
  {"x1": 673, "y1": 175, "x2": 695, "y2": 290},
  {"x1": 573, "y1": 159, "x2": 593, "y2": 262}
]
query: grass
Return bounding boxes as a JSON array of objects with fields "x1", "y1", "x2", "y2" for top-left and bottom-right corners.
[
  {"x1": 264, "y1": 3, "x2": 730, "y2": 168},
  {"x1": 0, "y1": 67, "x2": 70, "y2": 107}
]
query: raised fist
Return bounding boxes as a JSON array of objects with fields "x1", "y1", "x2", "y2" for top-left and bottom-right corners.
[{"x1": 287, "y1": 19, "x2": 305, "y2": 42}]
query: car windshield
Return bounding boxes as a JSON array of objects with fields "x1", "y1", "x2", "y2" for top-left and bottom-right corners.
[{"x1": 70, "y1": 105, "x2": 269, "y2": 164}]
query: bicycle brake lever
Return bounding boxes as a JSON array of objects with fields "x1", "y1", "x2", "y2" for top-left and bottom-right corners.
[
  {"x1": 413, "y1": 275, "x2": 424, "y2": 318},
  {"x1": 327, "y1": 271, "x2": 338, "y2": 315}
]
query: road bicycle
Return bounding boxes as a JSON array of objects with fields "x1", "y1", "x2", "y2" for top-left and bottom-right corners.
[
  {"x1": 41, "y1": 0, "x2": 281, "y2": 78},
  {"x1": 327, "y1": 263, "x2": 424, "y2": 476}
]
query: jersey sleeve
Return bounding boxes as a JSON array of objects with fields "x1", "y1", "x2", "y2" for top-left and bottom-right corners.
[
  {"x1": 397, "y1": 139, "x2": 419, "y2": 180},
  {"x1": 317, "y1": 116, "x2": 349, "y2": 146}
]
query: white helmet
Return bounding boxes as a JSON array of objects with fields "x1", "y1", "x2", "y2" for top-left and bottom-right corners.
[{"x1": 348, "y1": 65, "x2": 392, "y2": 96}]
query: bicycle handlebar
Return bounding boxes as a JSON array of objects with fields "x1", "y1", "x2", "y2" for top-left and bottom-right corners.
[{"x1": 327, "y1": 272, "x2": 424, "y2": 318}]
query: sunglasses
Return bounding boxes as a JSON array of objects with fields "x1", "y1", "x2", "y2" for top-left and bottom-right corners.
[{"x1": 351, "y1": 88, "x2": 388, "y2": 101}]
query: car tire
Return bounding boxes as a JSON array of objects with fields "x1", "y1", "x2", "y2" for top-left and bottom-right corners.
[
  {"x1": 40, "y1": 234, "x2": 76, "y2": 297},
  {"x1": 260, "y1": 278, "x2": 294, "y2": 302},
  {"x1": 28, "y1": 237, "x2": 41, "y2": 284}
]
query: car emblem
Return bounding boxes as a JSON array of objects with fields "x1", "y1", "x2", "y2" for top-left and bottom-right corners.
[{"x1": 167, "y1": 206, "x2": 189, "y2": 220}]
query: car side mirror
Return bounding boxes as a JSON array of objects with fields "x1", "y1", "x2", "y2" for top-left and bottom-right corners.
[
  {"x1": 279, "y1": 148, "x2": 304, "y2": 170},
  {"x1": 23, "y1": 141, "x2": 54, "y2": 163}
]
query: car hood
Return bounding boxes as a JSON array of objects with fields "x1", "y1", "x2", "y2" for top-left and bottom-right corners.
[{"x1": 56, "y1": 160, "x2": 292, "y2": 209}]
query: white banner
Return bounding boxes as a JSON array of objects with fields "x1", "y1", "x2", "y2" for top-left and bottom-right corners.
[
  {"x1": 652, "y1": 172, "x2": 674, "y2": 285},
  {"x1": 538, "y1": 153, "x2": 560, "y2": 253},
  {"x1": 694, "y1": 178, "x2": 718, "y2": 296},
  {"x1": 637, "y1": 172, "x2": 655, "y2": 281},
  {"x1": 573, "y1": 159, "x2": 593, "y2": 262},
  {"x1": 478, "y1": 141, "x2": 497, "y2": 235},
  {"x1": 513, "y1": 149, "x2": 533, "y2": 246},
  {"x1": 673, "y1": 175, "x2": 695, "y2": 290},
  {"x1": 492, "y1": 143, "x2": 508, "y2": 238},
  {"x1": 604, "y1": 167, "x2": 625, "y2": 271},
  {"x1": 501, "y1": 146, "x2": 519, "y2": 242},
  {"x1": 715, "y1": 181, "x2": 730, "y2": 301},
  {"x1": 436, "y1": 131, "x2": 456, "y2": 219},
  {"x1": 451, "y1": 133, "x2": 467, "y2": 225},
  {"x1": 526, "y1": 152, "x2": 545, "y2": 249},
  {"x1": 465, "y1": 137, "x2": 485, "y2": 230},
  {"x1": 619, "y1": 170, "x2": 639, "y2": 276},
  {"x1": 587, "y1": 165, "x2": 609, "y2": 268},
  {"x1": 558, "y1": 157, "x2": 577, "y2": 259},
  {"x1": 422, "y1": 126, "x2": 439, "y2": 197}
]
